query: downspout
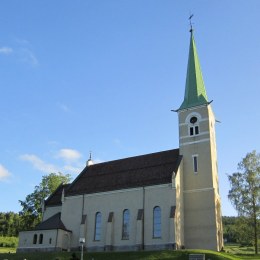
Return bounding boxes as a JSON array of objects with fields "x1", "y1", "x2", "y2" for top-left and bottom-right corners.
[
  {"x1": 82, "y1": 194, "x2": 85, "y2": 217},
  {"x1": 81, "y1": 194, "x2": 85, "y2": 249}
]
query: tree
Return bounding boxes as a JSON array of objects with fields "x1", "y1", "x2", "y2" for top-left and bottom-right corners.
[
  {"x1": 0, "y1": 212, "x2": 22, "y2": 236},
  {"x1": 234, "y1": 216, "x2": 254, "y2": 246},
  {"x1": 222, "y1": 216, "x2": 237, "y2": 243},
  {"x1": 19, "y1": 172, "x2": 71, "y2": 230},
  {"x1": 228, "y1": 150, "x2": 260, "y2": 254}
]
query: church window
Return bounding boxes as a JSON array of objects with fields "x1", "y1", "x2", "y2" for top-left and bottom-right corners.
[
  {"x1": 195, "y1": 126, "x2": 199, "y2": 135},
  {"x1": 153, "y1": 206, "x2": 161, "y2": 238},
  {"x1": 94, "y1": 212, "x2": 102, "y2": 241},
  {"x1": 189, "y1": 116, "x2": 199, "y2": 136},
  {"x1": 122, "y1": 209, "x2": 130, "y2": 240},
  {"x1": 193, "y1": 155, "x2": 198, "y2": 173},
  {"x1": 39, "y1": 234, "x2": 43, "y2": 244},
  {"x1": 33, "y1": 234, "x2": 37, "y2": 244},
  {"x1": 190, "y1": 125, "x2": 199, "y2": 136},
  {"x1": 49, "y1": 238, "x2": 52, "y2": 244},
  {"x1": 190, "y1": 116, "x2": 197, "y2": 124},
  {"x1": 190, "y1": 127, "x2": 194, "y2": 136}
]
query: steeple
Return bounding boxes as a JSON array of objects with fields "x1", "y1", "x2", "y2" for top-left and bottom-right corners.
[
  {"x1": 86, "y1": 152, "x2": 93, "y2": 167},
  {"x1": 179, "y1": 29, "x2": 208, "y2": 110}
]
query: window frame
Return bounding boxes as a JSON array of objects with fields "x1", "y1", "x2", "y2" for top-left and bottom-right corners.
[
  {"x1": 193, "y1": 155, "x2": 198, "y2": 173},
  {"x1": 122, "y1": 209, "x2": 130, "y2": 240},
  {"x1": 94, "y1": 212, "x2": 102, "y2": 241},
  {"x1": 195, "y1": 125, "x2": 199, "y2": 135},
  {"x1": 188, "y1": 115, "x2": 200, "y2": 136},
  {"x1": 39, "y1": 234, "x2": 43, "y2": 244},
  {"x1": 189, "y1": 124, "x2": 199, "y2": 136},
  {"x1": 33, "y1": 234, "x2": 37, "y2": 244},
  {"x1": 153, "y1": 206, "x2": 162, "y2": 238}
]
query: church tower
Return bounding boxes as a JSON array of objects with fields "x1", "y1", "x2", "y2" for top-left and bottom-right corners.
[{"x1": 177, "y1": 28, "x2": 223, "y2": 250}]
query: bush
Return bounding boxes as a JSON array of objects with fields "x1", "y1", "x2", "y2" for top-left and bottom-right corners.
[{"x1": 0, "y1": 236, "x2": 18, "y2": 248}]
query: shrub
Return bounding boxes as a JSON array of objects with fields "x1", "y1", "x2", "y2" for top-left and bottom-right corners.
[{"x1": 0, "y1": 236, "x2": 18, "y2": 248}]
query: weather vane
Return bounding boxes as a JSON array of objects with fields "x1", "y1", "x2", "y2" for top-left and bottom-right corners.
[{"x1": 189, "y1": 14, "x2": 194, "y2": 32}]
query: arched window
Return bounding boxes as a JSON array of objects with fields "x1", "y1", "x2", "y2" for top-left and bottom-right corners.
[
  {"x1": 122, "y1": 209, "x2": 130, "y2": 239},
  {"x1": 94, "y1": 212, "x2": 102, "y2": 241},
  {"x1": 153, "y1": 206, "x2": 161, "y2": 238},
  {"x1": 189, "y1": 116, "x2": 199, "y2": 136},
  {"x1": 39, "y1": 234, "x2": 43, "y2": 244},
  {"x1": 33, "y1": 234, "x2": 37, "y2": 244}
]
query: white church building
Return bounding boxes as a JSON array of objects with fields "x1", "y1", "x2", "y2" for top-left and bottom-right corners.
[{"x1": 18, "y1": 29, "x2": 223, "y2": 252}]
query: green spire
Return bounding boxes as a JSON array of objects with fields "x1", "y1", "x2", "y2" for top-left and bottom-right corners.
[{"x1": 179, "y1": 30, "x2": 208, "y2": 110}]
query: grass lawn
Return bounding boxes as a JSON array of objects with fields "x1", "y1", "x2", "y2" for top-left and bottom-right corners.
[
  {"x1": 0, "y1": 247, "x2": 16, "y2": 254},
  {"x1": 224, "y1": 244, "x2": 260, "y2": 260},
  {"x1": 0, "y1": 246, "x2": 258, "y2": 260},
  {"x1": 0, "y1": 249, "x2": 243, "y2": 260}
]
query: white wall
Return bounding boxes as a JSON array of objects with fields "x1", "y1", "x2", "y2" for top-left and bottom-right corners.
[
  {"x1": 43, "y1": 205, "x2": 62, "y2": 221},
  {"x1": 18, "y1": 229, "x2": 72, "y2": 252},
  {"x1": 61, "y1": 183, "x2": 177, "y2": 250},
  {"x1": 18, "y1": 230, "x2": 58, "y2": 251}
]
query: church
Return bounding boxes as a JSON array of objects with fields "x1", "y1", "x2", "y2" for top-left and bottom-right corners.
[{"x1": 18, "y1": 28, "x2": 223, "y2": 252}]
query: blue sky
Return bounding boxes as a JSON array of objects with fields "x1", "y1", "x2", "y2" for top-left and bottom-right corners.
[{"x1": 0, "y1": 0, "x2": 260, "y2": 217}]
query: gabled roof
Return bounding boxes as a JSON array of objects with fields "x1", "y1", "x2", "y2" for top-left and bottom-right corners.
[
  {"x1": 35, "y1": 213, "x2": 70, "y2": 232},
  {"x1": 45, "y1": 183, "x2": 70, "y2": 207},
  {"x1": 179, "y1": 30, "x2": 208, "y2": 110},
  {"x1": 67, "y1": 149, "x2": 181, "y2": 196}
]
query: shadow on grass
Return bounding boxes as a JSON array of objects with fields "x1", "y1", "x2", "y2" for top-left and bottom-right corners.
[
  {"x1": 0, "y1": 249, "x2": 250, "y2": 260},
  {"x1": 224, "y1": 243, "x2": 260, "y2": 259}
]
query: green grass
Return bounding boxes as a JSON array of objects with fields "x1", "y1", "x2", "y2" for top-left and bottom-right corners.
[
  {"x1": 224, "y1": 244, "x2": 260, "y2": 260},
  {"x1": 0, "y1": 247, "x2": 16, "y2": 254},
  {"x1": 0, "y1": 246, "x2": 258, "y2": 260},
  {"x1": 0, "y1": 249, "x2": 242, "y2": 260}
]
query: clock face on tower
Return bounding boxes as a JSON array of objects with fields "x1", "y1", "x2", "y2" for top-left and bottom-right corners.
[{"x1": 190, "y1": 116, "x2": 198, "y2": 124}]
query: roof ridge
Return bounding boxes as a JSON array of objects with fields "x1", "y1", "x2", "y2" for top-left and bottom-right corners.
[
  {"x1": 84, "y1": 160, "x2": 179, "y2": 177},
  {"x1": 89, "y1": 148, "x2": 179, "y2": 167}
]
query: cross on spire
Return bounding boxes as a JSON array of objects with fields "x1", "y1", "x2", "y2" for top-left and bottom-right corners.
[{"x1": 189, "y1": 14, "x2": 194, "y2": 32}]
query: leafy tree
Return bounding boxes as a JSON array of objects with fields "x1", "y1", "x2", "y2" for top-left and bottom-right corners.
[
  {"x1": 0, "y1": 212, "x2": 22, "y2": 236},
  {"x1": 19, "y1": 172, "x2": 71, "y2": 230},
  {"x1": 234, "y1": 216, "x2": 254, "y2": 246},
  {"x1": 222, "y1": 216, "x2": 237, "y2": 243},
  {"x1": 228, "y1": 150, "x2": 260, "y2": 254}
]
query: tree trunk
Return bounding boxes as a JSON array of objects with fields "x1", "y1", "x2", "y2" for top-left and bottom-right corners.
[{"x1": 253, "y1": 211, "x2": 258, "y2": 254}]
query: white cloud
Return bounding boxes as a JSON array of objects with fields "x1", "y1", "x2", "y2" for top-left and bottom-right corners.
[
  {"x1": 63, "y1": 165, "x2": 83, "y2": 175},
  {"x1": 57, "y1": 149, "x2": 82, "y2": 162},
  {"x1": 20, "y1": 48, "x2": 39, "y2": 67},
  {"x1": 20, "y1": 154, "x2": 58, "y2": 173},
  {"x1": 0, "y1": 38, "x2": 39, "y2": 67},
  {"x1": 20, "y1": 149, "x2": 86, "y2": 176},
  {"x1": 57, "y1": 103, "x2": 70, "y2": 112},
  {"x1": 15, "y1": 38, "x2": 30, "y2": 45},
  {"x1": 0, "y1": 164, "x2": 11, "y2": 181},
  {"x1": 0, "y1": 47, "x2": 13, "y2": 55}
]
